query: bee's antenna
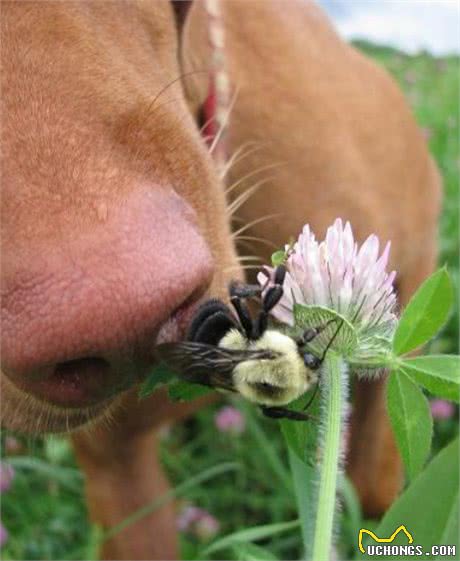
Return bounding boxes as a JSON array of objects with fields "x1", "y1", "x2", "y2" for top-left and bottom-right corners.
[
  {"x1": 300, "y1": 318, "x2": 344, "y2": 413},
  {"x1": 302, "y1": 380, "x2": 320, "y2": 412},
  {"x1": 318, "y1": 317, "x2": 345, "y2": 363}
]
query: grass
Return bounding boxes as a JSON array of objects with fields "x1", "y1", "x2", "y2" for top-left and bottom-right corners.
[{"x1": 1, "y1": 43, "x2": 458, "y2": 560}]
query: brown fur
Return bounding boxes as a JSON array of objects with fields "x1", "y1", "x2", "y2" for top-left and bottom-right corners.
[{"x1": 1, "y1": 1, "x2": 441, "y2": 559}]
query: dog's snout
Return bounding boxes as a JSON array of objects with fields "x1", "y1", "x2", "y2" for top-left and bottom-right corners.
[{"x1": 1, "y1": 189, "x2": 213, "y2": 407}]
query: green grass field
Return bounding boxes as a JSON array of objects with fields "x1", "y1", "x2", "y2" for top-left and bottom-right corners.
[{"x1": 1, "y1": 43, "x2": 458, "y2": 561}]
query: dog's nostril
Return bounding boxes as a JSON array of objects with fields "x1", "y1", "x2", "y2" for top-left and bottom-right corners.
[
  {"x1": 173, "y1": 288, "x2": 204, "y2": 319},
  {"x1": 53, "y1": 357, "x2": 110, "y2": 380},
  {"x1": 18, "y1": 357, "x2": 117, "y2": 409}
]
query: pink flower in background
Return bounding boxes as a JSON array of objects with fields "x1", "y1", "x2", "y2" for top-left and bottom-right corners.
[
  {"x1": 0, "y1": 463, "x2": 15, "y2": 494},
  {"x1": 259, "y1": 219, "x2": 397, "y2": 339},
  {"x1": 0, "y1": 522, "x2": 8, "y2": 548},
  {"x1": 177, "y1": 505, "x2": 203, "y2": 532},
  {"x1": 214, "y1": 406, "x2": 245, "y2": 434},
  {"x1": 430, "y1": 399, "x2": 455, "y2": 420},
  {"x1": 4, "y1": 436, "x2": 23, "y2": 455},
  {"x1": 195, "y1": 513, "x2": 220, "y2": 541},
  {"x1": 422, "y1": 127, "x2": 432, "y2": 140},
  {"x1": 404, "y1": 70, "x2": 417, "y2": 85},
  {"x1": 177, "y1": 505, "x2": 220, "y2": 541}
]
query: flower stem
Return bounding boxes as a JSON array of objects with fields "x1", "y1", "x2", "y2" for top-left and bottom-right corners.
[{"x1": 312, "y1": 352, "x2": 348, "y2": 561}]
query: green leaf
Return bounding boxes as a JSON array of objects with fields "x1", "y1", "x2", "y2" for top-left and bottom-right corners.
[
  {"x1": 280, "y1": 419, "x2": 311, "y2": 462},
  {"x1": 338, "y1": 475, "x2": 363, "y2": 542},
  {"x1": 139, "y1": 364, "x2": 174, "y2": 398},
  {"x1": 201, "y1": 520, "x2": 300, "y2": 557},
  {"x1": 168, "y1": 381, "x2": 213, "y2": 402},
  {"x1": 279, "y1": 392, "x2": 320, "y2": 559},
  {"x1": 393, "y1": 268, "x2": 453, "y2": 355},
  {"x1": 400, "y1": 355, "x2": 460, "y2": 402},
  {"x1": 293, "y1": 304, "x2": 358, "y2": 357},
  {"x1": 271, "y1": 250, "x2": 286, "y2": 266},
  {"x1": 239, "y1": 401, "x2": 292, "y2": 489},
  {"x1": 387, "y1": 370, "x2": 433, "y2": 480},
  {"x1": 279, "y1": 392, "x2": 319, "y2": 463},
  {"x1": 271, "y1": 240, "x2": 295, "y2": 266},
  {"x1": 361, "y1": 438, "x2": 459, "y2": 560},
  {"x1": 84, "y1": 525, "x2": 104, "y2": 561},
  {"x1": 231, "y1": 542, "x2": 278, "y2": 561},
  {"x1": 287, "y1": 448, "x2": 317, "y2": 560},
  {"x1": 9, "y1": 456, "x2": 83, "y2": 492},
  {"x1": 44, "y1": 435, "x2": 72, "y2": 464}
]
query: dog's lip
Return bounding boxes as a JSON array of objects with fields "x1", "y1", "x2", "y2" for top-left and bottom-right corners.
[
  {"x1": 12, "y1": 358, "x2": 129, "y2": 410},
  {"x1": 16, "y1": 297, "x2": 207, "y2": 408}
]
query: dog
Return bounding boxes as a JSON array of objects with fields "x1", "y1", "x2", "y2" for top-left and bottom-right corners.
[{"x1": 1, "y1": 1, "x2": 441, "y2": 558}]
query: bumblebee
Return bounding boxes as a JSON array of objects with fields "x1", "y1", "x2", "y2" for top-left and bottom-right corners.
[{"x1": 156, "y1": 265, "x2": 341, "y2": 421}]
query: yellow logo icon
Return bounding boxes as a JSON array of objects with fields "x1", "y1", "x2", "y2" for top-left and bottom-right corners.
[{"x1": 358, "y1": 525, "x2": 413, "y2": 554}]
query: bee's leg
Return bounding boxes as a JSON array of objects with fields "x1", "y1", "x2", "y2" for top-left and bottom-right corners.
[
  {"x1": 316, "y1": 318, "x2": 345, "y2": 362},
  {"x1": 256, "y1": 265, "x2": 287, "y2": 337},
  {"x1": 261, "y1": 406, "x2": 313, "y2": 422},
  {"x1": 188, "y1": 299, "x2": 239, "y2": 345},
  {"x1": 229, "y1": 280, "x2": 263, "y2": 299},
  {"x1": 302, "y1": 352, "x2": 322, "y2": 371},
  {"x1": 300, "y1": 318, "x2": 345, "y2": 370},
  {"x1": 296, "y1": 318, "x2": 337, "y2": 347},
  {"x1": 229, "y1": 283, "x2": 255, "y2": 339},
  {"x1": 262, "y1": 265, "x2": 286, "y2": 310}
]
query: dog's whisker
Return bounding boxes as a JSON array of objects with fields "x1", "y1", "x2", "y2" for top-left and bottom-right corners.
[
  {"x1": 224, "y1": 264, "x2": 265, "y2": 274},
  {"x1": 226, "y1": 178, "x2": 273, "y2": 217},
  {"x1": 232, "y1": 213, "x2": 282, "y2": 238},
  {"x1": 220, "y1": 141, "x2": 267, "y2": 179},
  {"x1": 237, "y1": 255, "x2": 265, "y2": 263},
  {"x1": 230, "y1": 215, "x2": 246, "y2": 224},
  {"x1": 208, "y1": 87, "x2": 239, "y2": 157},
  {"x1": 234, "y1": 235, "x2": 278, "y2": 249},
  {"x1": 199, "y1": 114, "x2": 217, "y2": 136},
  {"x1": 225, "y1": 162, "x2": 284, "y2": 197},
  {"x1": 147, "y1": 70, "x2": 207, "y2": 114}
]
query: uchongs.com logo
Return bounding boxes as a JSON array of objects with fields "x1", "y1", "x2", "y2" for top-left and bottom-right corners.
[{"x1": 358, "y1": 525, "x2": 457, "y2": 557}]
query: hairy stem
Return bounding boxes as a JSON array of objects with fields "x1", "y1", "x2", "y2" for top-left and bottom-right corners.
[{"x1": 312, "y1": 352, "x2": 348, "y2": 561}]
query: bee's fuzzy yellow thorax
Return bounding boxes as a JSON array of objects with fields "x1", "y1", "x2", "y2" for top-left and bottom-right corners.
[
  {"x1": 219, "y1": 328, "x2": 247, "y2": 350},
  {"x1": 227, "y1": 329, "x2": 316, "y2": 406}
]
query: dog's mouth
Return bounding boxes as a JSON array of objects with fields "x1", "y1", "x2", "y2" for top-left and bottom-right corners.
[
  {"x1": 34, "y1": 357, "x2": 115, "y2": 408},
  {"x1": 1, "y1": 295, "x2": 206, "y2": 434},
  {"x1": 31, "y1": 295, "x2": 205, "y2": 410},
  {"x1": 5, "y1": 351, "x2": 138, "y2": 413},
  {"x1": 0, "y1": 369, "x2": 120, "y2": 434}
]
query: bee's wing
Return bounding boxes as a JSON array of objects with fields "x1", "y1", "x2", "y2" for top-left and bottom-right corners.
[{"x1": 155, "y1": 342, "x2": 278, "y2": 392}]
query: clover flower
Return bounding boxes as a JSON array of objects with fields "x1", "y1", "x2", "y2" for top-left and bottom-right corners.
[
  {"x1": 177, "y1": 505, "x2": 220, "y2": 541},
  {"x1": 0, "y1": 463, "x2": 14, "y2": 494},
  {"x1": 177, "y1": 505, "x2": 203, "y2": 532},
  {"x1": 0, "y1": 522, "x2": 7, "y2": 548},
  {"x1": 194, "y1": 513, "x2": 221, "y2": 541},
  {"x1": 214, "y1": 406, "x2": 245, "y2": 434},
  {"x1": 4, "y1": 436, "x2": 23, "y2": 455},
  {"x1": 0, "y1": 463, "x2": 14, "y2": 549},
  {"x1": 430, "y1": 399, "x2": 455, "y2": 420},
  {"x1": 259, "y1": 218, "x2": 397, "y2": 343}
]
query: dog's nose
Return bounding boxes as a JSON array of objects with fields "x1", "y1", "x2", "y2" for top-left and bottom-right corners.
[{"x1": 1, "y1": 188, "x2": 213, "y2": 408}]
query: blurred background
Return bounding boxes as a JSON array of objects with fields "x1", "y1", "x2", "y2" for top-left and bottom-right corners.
[
  {"x1": 321, "y1": 0, "x2": 460, "y2": 55},
  {"x1": 1, "y1": 1, "x2": 458, "y2": 559}
]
